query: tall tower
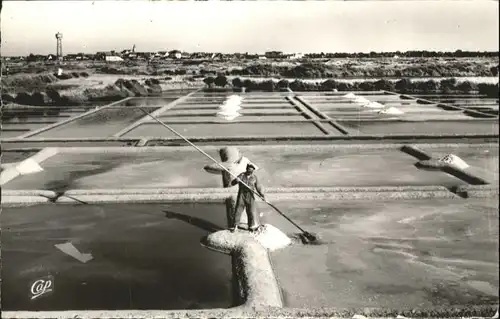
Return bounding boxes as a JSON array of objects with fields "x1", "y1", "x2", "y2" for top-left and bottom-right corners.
[{"x1": 55, "y1": 32, "x2": 63, "y2": 60}]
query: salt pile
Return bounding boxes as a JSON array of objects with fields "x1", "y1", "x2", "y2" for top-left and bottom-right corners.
[
  {"x1": 238, "y1": 211, "x2": 264, "y2": 225},
  {"x1": 251, "y1": 224, "x2": 292, "y2": 251},
  {"x1": 343, "y1": 93, "x2": 356, "y2": 99},
  {"x1": 216, "y1": 112, "x2": 240, "y2": 121},
  {"x1": 379, "y1": 106, "x2": 404, "y2": 114},
  {"x1": 438, "y1": 154, "x2": 469, "y2": 170},
  {"x1": 217, "y1": 94, "x2": 243, "y2": 121},
  {"x1": 363, "y1": 101, "x2": 385, "y2": 109},
  {"x1": 353, "y1": 97, "x2": 370, "y2": 105}
]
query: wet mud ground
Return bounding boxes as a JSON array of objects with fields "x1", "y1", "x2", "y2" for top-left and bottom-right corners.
[
  {"x1": 1, "y1": 202, "x2": 233, "y2": 311},
  {"x1": 257, "y1": 198, "x2": 499, "y2": 309}
]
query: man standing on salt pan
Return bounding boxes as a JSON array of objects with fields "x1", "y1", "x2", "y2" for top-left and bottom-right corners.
[{"x1": 230, "y1": 163, "x2": 265, "y2": 233}]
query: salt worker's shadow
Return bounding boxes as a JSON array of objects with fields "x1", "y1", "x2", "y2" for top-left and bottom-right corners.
[{"x1": 162, "y1": 210, "x2": 224, "y2": 233}]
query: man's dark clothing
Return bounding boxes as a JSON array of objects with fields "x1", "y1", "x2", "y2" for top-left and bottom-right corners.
[{"x1": 231, "y1": 172, "x2": 264, "y2": 230}]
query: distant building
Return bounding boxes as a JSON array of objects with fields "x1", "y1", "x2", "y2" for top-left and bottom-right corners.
[
  {"x1": 127, "y1": 53, "x2": 138, "y2": 60},
  {"x1": 169, "y1": 50, "x2": 182, "y2": 59},
  {"x1": 65, "y1": 54, "x2": 78, "y2": 61},
  {"x1": 95, "y1": 51, "x2": 123, "y2": 62},
  {"x1": 135, "y1": 52, "x2": 152, "y2": 60},
  {"x1": 289, "y1": 53, "x2": 305, "y2": 60},
  {"x1": 95, "y1": 52, "x2": 109, "y2": 60},
  {"x1": 26, "y1": 54, "x2": 46, "y2": 62},
  {"x1": 265, "y1": 51, "x2": 284, "y2": 59},
  {"x1": 105, "y1": 56, "x2": 124, "y2": 62}
]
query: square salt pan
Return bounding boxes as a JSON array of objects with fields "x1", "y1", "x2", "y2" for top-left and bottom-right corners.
[
  {"x1": 339, "y1": 120, "x2": 499, "y2": 136},
  {"x1": 265, "y1": 198, "x2": 499, "y2": 309},
  {"x1": 237, "y1": 146, "x2": 466, "y2": 188},
  {"x1": 122, "y1": 122, "x2": 328, "y2": 138},
  {"x1": 3, "y1": 150, "x2": 223, "y2": 190},
  {"x1": 1, "y1": 202, "x2": 232, "y2": 311}
]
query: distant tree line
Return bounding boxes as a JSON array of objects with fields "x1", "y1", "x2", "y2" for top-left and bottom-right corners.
[
  {"x1": 304, "y1": 50, "x2": 499, "y2": 59},
  {"x1": 203, "y1": 75, "x2": 499, "y2": 97}
]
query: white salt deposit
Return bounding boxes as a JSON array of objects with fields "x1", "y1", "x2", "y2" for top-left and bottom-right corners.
[
  {"x1": 343, "y1": 93, "x2": 356, "y2": 99},
  {"x1": 217, "y1": 95, "x2": 244, "y2": 121},
  {"x1": 363, "y1": 102, "x2": 385, "y2": 109},
  {"x1": 222, "y1": 95, "x2": 243, "y2": 106},
  {"x1": 216, "y1": 111, "x2": 241, "y2": 121},
  {"x1": 379, "y1": 106, "x2": 405, "y2": 114},
  {"x1": 219, "y1": 103, "x2": 241, "y2": 111},
  {"x1": 54, "y1": 242, "x2": 93, "y2": 263},
  {"x1": 438, "y1": 154, "x2": 469, "y2": 170},
  {"x1": 354, "y1": 97, "x2": 370, "y2": 105},
  {"x1": 251, "y1": 224, "x2": 292, "y2": 251},
  {"x1": 238, "y1": 209, "x2": 264, "y2": 225},
  {"x1": 0, "y1": 168, "x2": 20, "y2": 186},
  {"x1": 227, "y1": 94, "x2": 243, "y2": 100},
  {"x1": 15, "y1": 158, "x2": 43, "y2": 175}
]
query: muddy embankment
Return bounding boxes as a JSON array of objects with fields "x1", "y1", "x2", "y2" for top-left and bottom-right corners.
[
  {"x1": 1, "y1": 72, "x2": 168, "y2": 121},
  {"x1": 1, "y1": 72, "x2": 165, "y2": 107},
  {"x1": 203, "y1": 76, "x2": 500, "y2": 98}
]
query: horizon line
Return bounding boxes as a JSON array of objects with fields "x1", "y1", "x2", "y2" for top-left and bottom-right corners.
[{"x1": 4, "y1": 49, "x2": 500, "y2": 57}]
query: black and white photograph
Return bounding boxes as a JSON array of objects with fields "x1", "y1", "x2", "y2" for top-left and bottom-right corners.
[{"x1": 0, "y1": 0, "x2": 498, "y2": 318}]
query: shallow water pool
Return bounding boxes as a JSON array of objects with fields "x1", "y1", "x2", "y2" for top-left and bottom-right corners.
[
  {"x1": 263, "y1": 198, "x2": 499, "y2": 309},
  {"x1": 122, "y1": 122, "x2": 327, "y2": 138},
  {"x1": 1, "y1": 202, "x2": 233, "y2": 311}
]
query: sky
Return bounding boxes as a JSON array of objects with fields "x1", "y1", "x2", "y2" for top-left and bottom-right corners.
[{"x1": 1, "y1": 0, "x2": 499, "y2": 56}]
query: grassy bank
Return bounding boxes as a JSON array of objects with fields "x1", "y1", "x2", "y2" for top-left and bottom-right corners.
[
  {"x1": 1, "y1": 76, "x2": 165, "y2": 110},
  {"x1": 81, "y1": 60, "x2": 500, "y2": 78},
  {"x1": 224, "y1": 61, "x2": 499, "y2": 78},
  {"x1": 3, "y1": 57, "x2": 498, "y2": 78}
]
